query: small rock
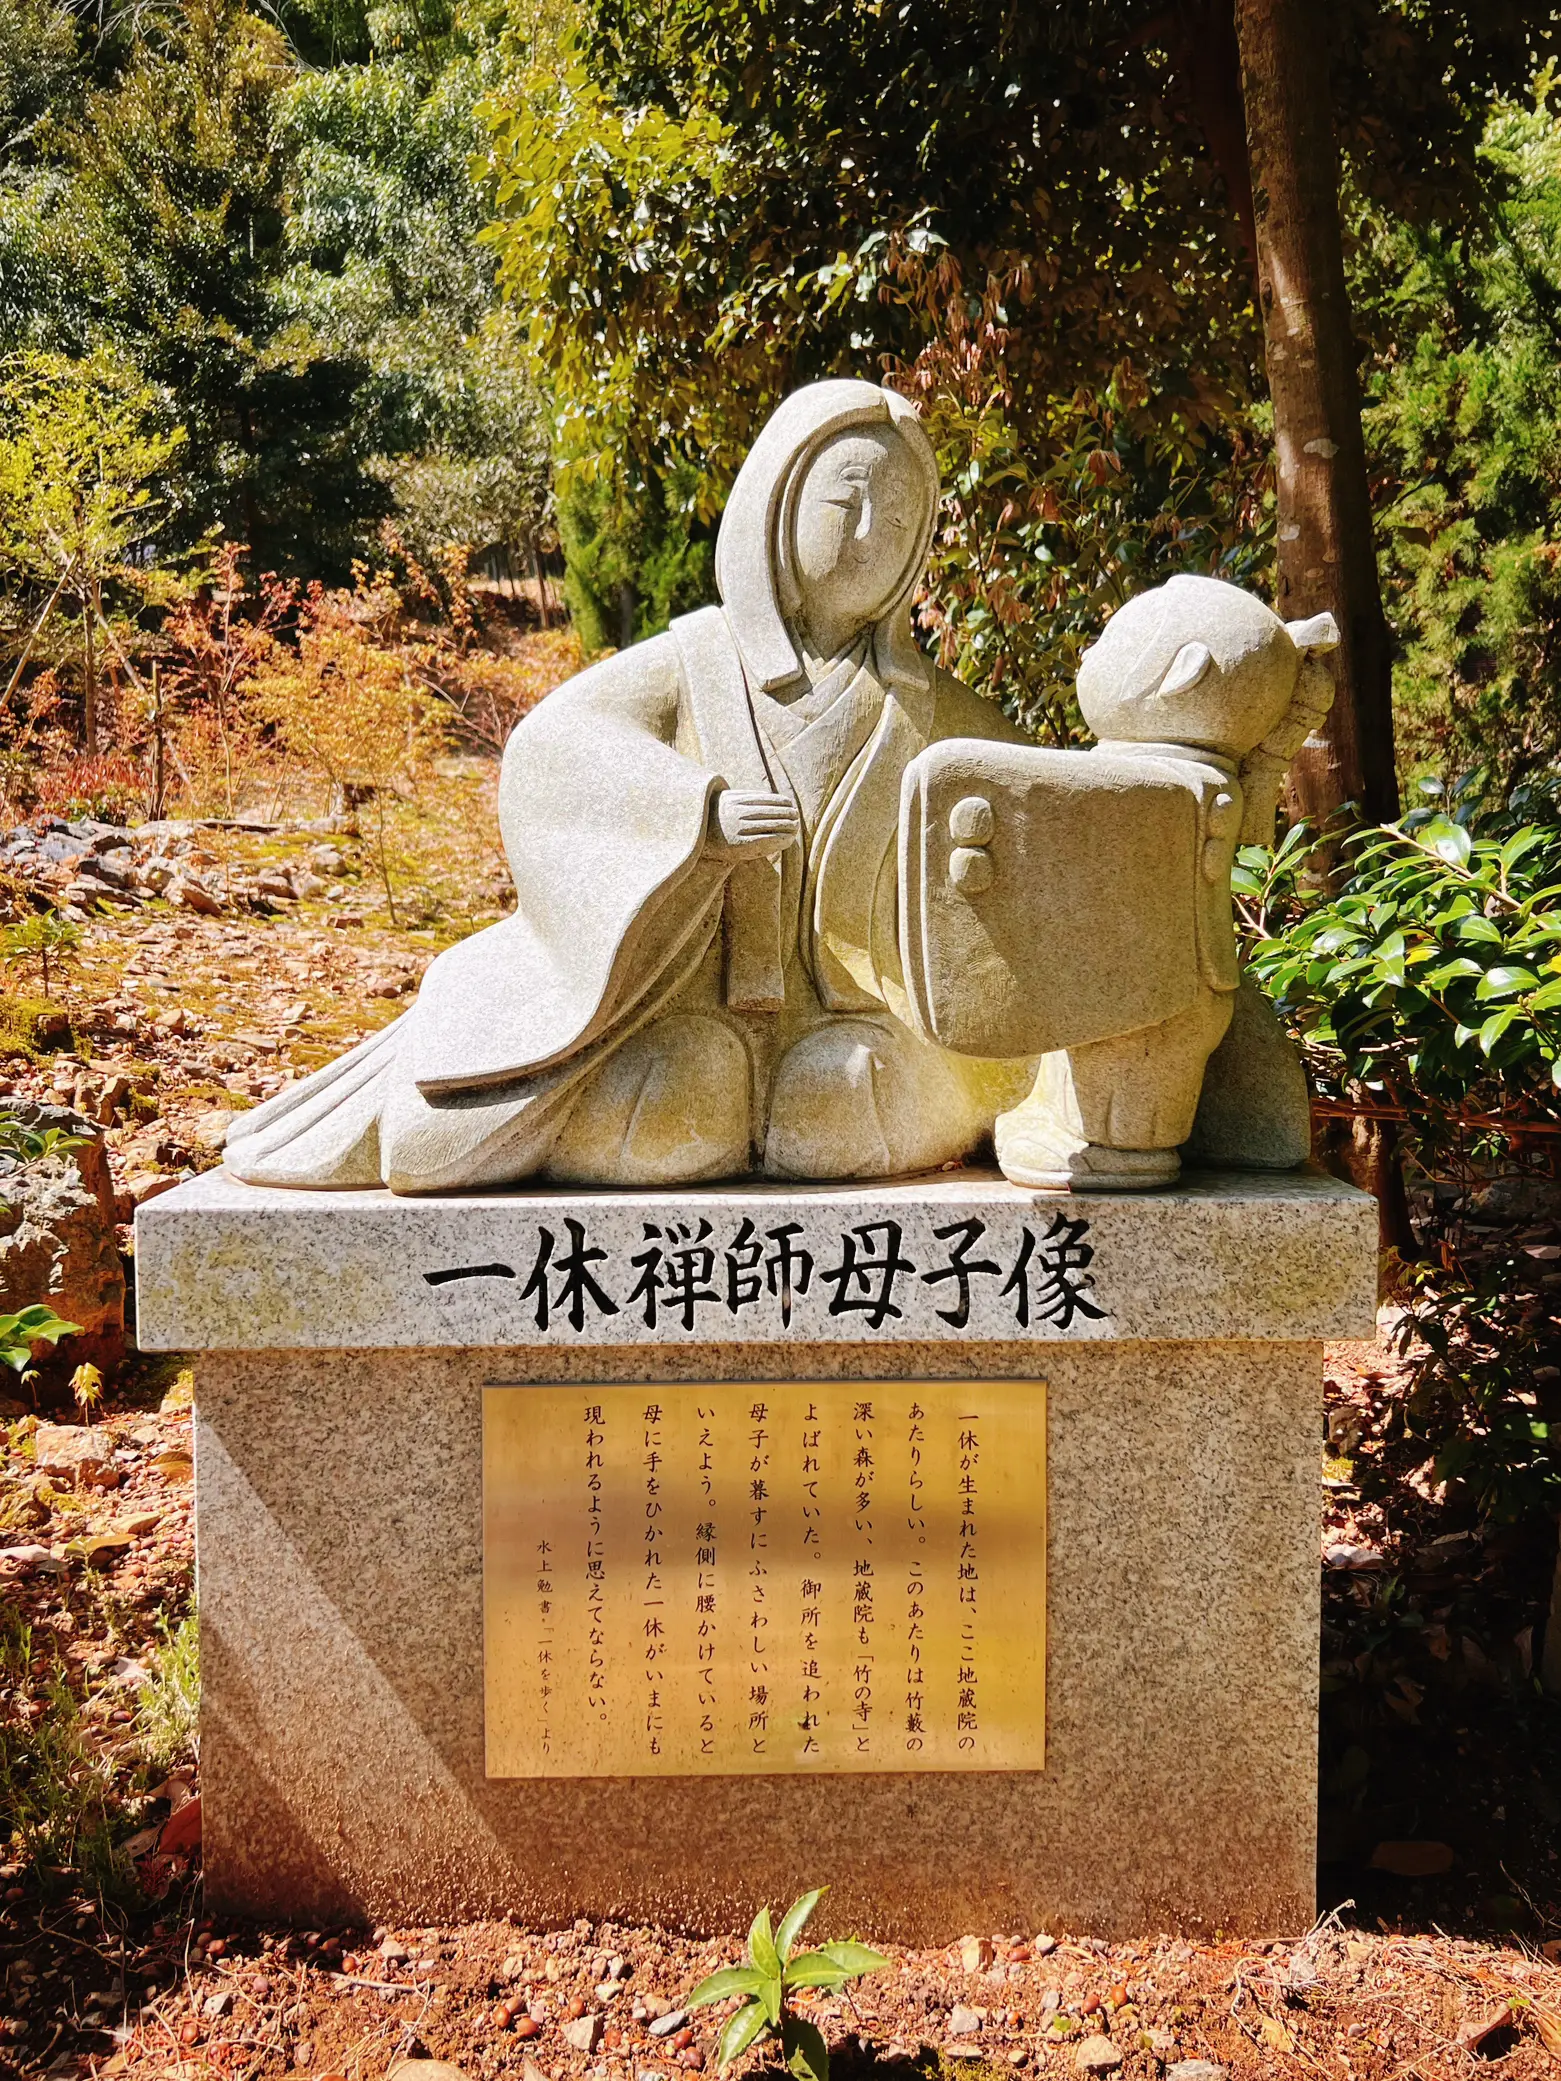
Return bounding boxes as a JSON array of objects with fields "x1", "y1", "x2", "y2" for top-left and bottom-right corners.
[
  {"x1": 0, "y1": 1544, "x2": 63, "y2": 1577},
  {"x1": 1032, "y1": 1935, "x2": 1057, "y2": 1956},
  {"x1": 380, "y1": 1940, "x2": 411, "y2": 1964},
  {"x1": 1073, "y1": 2038, "x2": 1121, "y2": 2075},
  {"x1": 648, "y1": 2012, "x2": 687, "y2": 2039},
  {"x1": 563, "y1": 2014, "x2": 603, "y2": 2054},
  {"x1": 949, "y1": 2007, "x2": 981, "y2": 2037},
  {"x1": 958, "y1": 1937, "x2": 994, "y2": 1974},
  {"x1": 944, "y1": 2046, "x2": 983, "y2": 2062},
  {"x1": 387, "y1": 2064, "x2": 472, "y2": 2081},
  {"x1": 170, "y1": 875, "x2": 222, "y2": 916},
  {"x1": 203, "y1": 1992, "x2": 234, "y2": 2020},
  {"x1": 121, "y1": 1511, "x2": 162, "y2": 1536},
  {"x1": 293, "y1": 872, "x2": 329, "y2": 899},
  {"x1": 34, "y1": 1424, "x2": 115, "y2": 1486},
  {"x1": 1166, "y1": 2065, "x2": 1227, "y2": 2081}
]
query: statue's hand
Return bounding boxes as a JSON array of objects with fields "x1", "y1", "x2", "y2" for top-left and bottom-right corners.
[{"x1": 706, "y1": 788, "x2": 799, "y2": 861}]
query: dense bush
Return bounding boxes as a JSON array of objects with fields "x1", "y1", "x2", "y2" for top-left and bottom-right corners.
[{"x1": 1243, "y1": 787, "x2": 1561, "y2": 1524}]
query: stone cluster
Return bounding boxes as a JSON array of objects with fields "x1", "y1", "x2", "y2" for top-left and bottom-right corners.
[{"x1": 0, "y1": 816, "x2": 356, "y2": 923}]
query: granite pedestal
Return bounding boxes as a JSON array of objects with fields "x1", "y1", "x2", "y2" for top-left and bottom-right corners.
[{"x1": 136, "y1": 1165, "x2": 1376, "y2": 1940}]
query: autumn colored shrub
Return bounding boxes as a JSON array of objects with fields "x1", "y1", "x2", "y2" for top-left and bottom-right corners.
[{"x1": 246, "y1": 576, "x2": 447, "y2": 921}]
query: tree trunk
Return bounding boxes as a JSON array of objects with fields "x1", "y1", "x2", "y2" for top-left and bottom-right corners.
[
  {"x1": 81, "y1": 587, "x2": 98, "y2": 756},
  {"x1": 1234, "y1": 0, "x2": 1397, "y2": 830}
]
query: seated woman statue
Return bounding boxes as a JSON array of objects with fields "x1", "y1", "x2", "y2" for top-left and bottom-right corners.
[{"x1": 225, "y1": 379, "x2": 1037, "y2": 1193}]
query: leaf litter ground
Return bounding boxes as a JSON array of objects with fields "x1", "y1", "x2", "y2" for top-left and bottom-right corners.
[{"x1": 0, "y1": 755, "x2": 1559, "y2": 2081}]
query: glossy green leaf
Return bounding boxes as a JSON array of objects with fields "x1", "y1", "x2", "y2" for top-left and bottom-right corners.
[
  {"x1": 776, "y1": 1890, "x2": 826, "y2": 1964},
  {"x1": 748, "y1": 1907, "x2": 782, "y2": 1980},
  {"x1": 1479, "y1": 1007, "x2": 1516, "y2": 1054},
  {"x1": 689, "y1": 1967, "x2": 769, "y2": 2009},
  {"x1": 1454, "y1": 915, "x2": 1503, "y2": 945},
  {"x1": 1421, "y1": 816, "x2": 1473, "y2": 867},
  {"x1": 784, "y1": 1953, "x2": 849, "y2": 1992},
  {"x1": 717, "y1": 2000, "x2": 771, "y2": 2070},
  {"x1": 816, "y1": 1941, "x2": 891, "y2": 1978},
  {"x1": 1474, "y1": 965, "x2": 1540, "y2": 1000},
  {"x1": 782, "y1": 2015, "x2": 830, "y2": 2081}
]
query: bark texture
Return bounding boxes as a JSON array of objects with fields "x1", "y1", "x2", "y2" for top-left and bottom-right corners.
[{"x1": 1235, "y1": 0, "x2": 1398, "y2": 828}]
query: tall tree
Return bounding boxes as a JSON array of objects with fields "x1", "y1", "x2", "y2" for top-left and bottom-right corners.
[
  {"x1": 486, "y1": 0, "x2": 1558, "y2": 727},
  {"x1": 1235, "y1": 0, "x2": 1397, "y2": 826}
]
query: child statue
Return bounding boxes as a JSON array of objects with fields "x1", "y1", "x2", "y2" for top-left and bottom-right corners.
[
  {"x1": 899, "y1": 572, "x2": 1339, "y2": 1188},
  {"x1": 225, "y1": 380, "x2": 1037, "y2": 1192}
]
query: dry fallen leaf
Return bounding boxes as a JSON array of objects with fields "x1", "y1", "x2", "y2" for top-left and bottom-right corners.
[
  {"x1": 1258, "y1": 2014, "x2": 1296, "y2": 2054},
  {"x1": 1457, "y1": 2003, "x2": 1515, "y2": 2052},
  {"x1": 1370, "y1": 1839, "x2": 1455, "y2": 1877},
  {"x1": 1531, "y1": 2006, "x2": 1561, "y2": 2057}
]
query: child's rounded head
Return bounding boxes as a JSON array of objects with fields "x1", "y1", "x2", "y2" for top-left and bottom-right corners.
[{"x1": 1077, "y1": 574, "x2": 1338, "y2": 758}]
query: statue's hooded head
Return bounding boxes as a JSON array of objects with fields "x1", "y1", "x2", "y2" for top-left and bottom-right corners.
[{"x1": 715, "y1": 380, "x2": 940, "y2": 698}]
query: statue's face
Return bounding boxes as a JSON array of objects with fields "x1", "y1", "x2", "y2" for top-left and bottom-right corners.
[{"x1": 790, "y1": 428, "x2": 924, "y2": 642}]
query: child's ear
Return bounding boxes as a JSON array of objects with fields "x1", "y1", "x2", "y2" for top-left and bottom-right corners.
[
  {"x1": 1284, "y1": 611, "x2": 1340, "y2": 655},
  {"x1": 1155, "y1": 641, "x2": 1213, "y2": 699}
]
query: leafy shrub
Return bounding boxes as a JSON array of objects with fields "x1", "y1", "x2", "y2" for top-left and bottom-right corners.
[
  {"x1": 1242, "y1": 802, "x2": 1561, "y2": 1151},
  {"x1": 1242, "y1": 789, "x2": 1561, "y2": 1525}
]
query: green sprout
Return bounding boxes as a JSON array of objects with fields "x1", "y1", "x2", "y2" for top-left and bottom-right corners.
[{"x1": 687, "y1": 1889, "x2": 888, "y2": 2081}]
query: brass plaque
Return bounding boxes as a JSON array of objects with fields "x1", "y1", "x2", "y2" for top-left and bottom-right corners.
[{"x1": 484, "y1": 1380, "x2": 1045, "y2": 1777}]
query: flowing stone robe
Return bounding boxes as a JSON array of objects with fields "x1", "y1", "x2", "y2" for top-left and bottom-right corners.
[{"x1": 224, "y1": 606, "x2": 1032, "y2": 1194}]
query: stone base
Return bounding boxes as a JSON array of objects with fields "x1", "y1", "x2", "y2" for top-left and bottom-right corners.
[{"x1": 141, "y1": 1167, "x2": 1377, "y2": 1939}]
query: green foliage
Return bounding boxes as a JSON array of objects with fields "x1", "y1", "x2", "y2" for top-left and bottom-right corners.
[
  {"x1": 0, "y1": 1302, "x2": 80, "y2": 1371},
  {"x1": 0, "y1": 1608, "x2": 126, "y2": 1895},
  {"x1": 1243, "y1": 787, "x2": 1561, "y2": 1526},
  {"x1": 688, "y1": 1890, "x2": 888, "y2": 2081},
  {"x1": 1242, "y1": 801, "x2": 1561, "y2": 1133},
  {"x1": 0, "y1": 349, "x2": 184, "y2": 596},
  {"x1": 0, "y1": 1113, "x2": 87, "y2": 1166},
  {"x1": 1354, "y1": 83, "x2": 1561, "y2": 781},
  {"x1": 557, "y1": 464, "x2": 713, "y2": 653},
  {"x1": 484, "y1": 0, "x2": 1556, "y2": 731},
  {"x1": 134, "y1": 1612, "x2": 200, "y2": 1776},
  {"x1": 275, "y1": 35, "x2": 552, "y2": 569},
  {"x1": 1, "y1": 911, "x2": 81, "y2": 998}
]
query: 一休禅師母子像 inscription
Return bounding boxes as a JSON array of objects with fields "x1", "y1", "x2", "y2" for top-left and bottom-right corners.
[
  {"x1": 429, "y1": 1209, "x2": 1103, "y2": 1342},
  {"x1": 483, "y1": 1380, "x2": 1046, "y2": 1777}
]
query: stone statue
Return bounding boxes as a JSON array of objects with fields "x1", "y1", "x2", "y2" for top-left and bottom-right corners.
[
  {"x1": 226, "y1": 380, "x2": 1037, "y2": 1193},
  {"x1": 225, "y1": 380, "x2": 1335, "y2": 1198},
  {"x1": 901, "y1": 573, "x2": 1339, "y2": 1189}
]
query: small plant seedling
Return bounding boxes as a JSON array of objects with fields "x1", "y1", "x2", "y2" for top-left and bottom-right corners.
[
  {"x1": 1, "y1": 912, "x2": 82, "y2": 1001},
  {"x1": 688, "y1": 1888, "x2": 888, "y2": 2081},
  {"x1": 70, "y1": 1362, "x2": 103, "y2": 1423},
  {"x1": 0, "y1": 1305, "x2": 80, "y2": 1373}
]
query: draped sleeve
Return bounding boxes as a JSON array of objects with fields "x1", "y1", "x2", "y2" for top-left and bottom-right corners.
[{"x1": 407, "y1": 636, "x2": 727, "y2": 1096}]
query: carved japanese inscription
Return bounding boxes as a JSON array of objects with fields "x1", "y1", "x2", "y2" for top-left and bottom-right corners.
[{"x1": 484, "y1": 1381, "x2": 1046, "y2": 1777}]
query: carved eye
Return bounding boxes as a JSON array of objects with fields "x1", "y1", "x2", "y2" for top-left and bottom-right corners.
[{"x1": 949, "y1": 795, "x2": 994, "y2": 845}]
